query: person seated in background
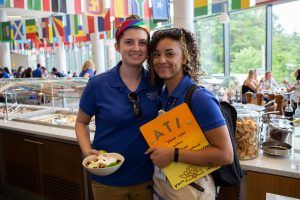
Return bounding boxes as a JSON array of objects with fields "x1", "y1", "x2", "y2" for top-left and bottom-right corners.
[
  {"x1": 51, "y1": 67, "x2": 65, "y2": 77},
  {"x1": 2, "y1": 67, "x2": 11, "y2": 78},
  {"x1": 32, "y1": 63, "x2": 42, "y2": 78},
  {"x1": 261, "y1": 71, "x2": 279, "y2": 90},
  {"x1": 283, "y1": 69, "x2": 300, "y2": 93},
  {"x1": 79, "y1": 60, "x2": 94, "y2": 78},
  {"x1": 242, "y1": 69, "x2": 262, "y2": 94},
  {"x1": 15, "y1": 66, "x2": 24, "y2": 78}
]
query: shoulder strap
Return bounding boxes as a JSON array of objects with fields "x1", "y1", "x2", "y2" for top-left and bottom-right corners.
[{"x1": 184, "y1": 84, "x2": 198, "y2": 109}]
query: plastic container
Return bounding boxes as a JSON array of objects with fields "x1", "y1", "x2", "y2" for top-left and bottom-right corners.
[
  {"x1": 266, "y1": 122, "x2": 292, "y2": 142},
  {"x1": 236, "y1": 111, "x2": 260, "y2": 160}
]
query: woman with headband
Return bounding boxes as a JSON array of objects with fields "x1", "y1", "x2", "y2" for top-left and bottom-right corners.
[{"x1": 75, "y1": 15, "x2": 160, "y2": 200}]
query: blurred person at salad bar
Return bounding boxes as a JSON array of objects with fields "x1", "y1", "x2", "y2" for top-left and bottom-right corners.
[
  {"x1": 75, "y1": 15, "x2": 160, "y2": 200},
  {"x1": 146, "y1": 28, "x2": 233, "y2": 199}
]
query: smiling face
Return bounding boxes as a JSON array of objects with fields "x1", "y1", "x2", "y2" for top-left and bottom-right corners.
[
  {"x1": 115, "y1": 28, "x2": 148, "y2": 68},
  {"x1": 152, "y1": 38, "x2": 186, "y2": 82}
]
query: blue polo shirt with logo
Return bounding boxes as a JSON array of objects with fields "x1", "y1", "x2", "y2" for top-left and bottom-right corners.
[{"x1": 79, "y1": 61, "x2": 160, "y2": 186}]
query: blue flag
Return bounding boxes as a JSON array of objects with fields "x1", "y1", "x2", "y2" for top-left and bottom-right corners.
[
  {"x1": 152, "y1": 0, "x2": 169, "y2": 21},
  {"x1": 0, "y1": 0, "x2": 4, "y2": 6},
  {"x1": 212, "y1": 0, "x2": 227, "y2": 14}
]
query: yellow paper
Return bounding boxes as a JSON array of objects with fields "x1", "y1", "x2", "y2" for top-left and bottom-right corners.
[{"x1": 140, "y1": 103, "x2": 220, "y2": 190}]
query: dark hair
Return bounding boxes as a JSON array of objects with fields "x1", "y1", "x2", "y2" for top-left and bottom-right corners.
[
  {"x1": 115, "y1": 14, "x2": 149, "y2": 44},
  {"x1": 147, "y1": 28, "x2": 203, "y2": 85},
  {"x1": 296, "y1": 69, "x2": 300, "y2": 80}
]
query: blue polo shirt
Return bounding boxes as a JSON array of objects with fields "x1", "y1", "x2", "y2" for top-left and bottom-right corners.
[
  {"x1": 161, "y1": 75, "x2": 225, "y2": 131},
  {"x1": 79, "y1": 61, "x2": 160, "y2": 186},
  {"x1": 32, "y1": 68, "x2": 42, "y2": 78},
  {"x1": 79, "y1": 68, "x2": 94, "y2": 77}
]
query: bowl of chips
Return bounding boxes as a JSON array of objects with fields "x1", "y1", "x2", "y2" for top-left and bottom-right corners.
[{"x1": 82, "y1": 152, "x2": 124, "y2": 176}]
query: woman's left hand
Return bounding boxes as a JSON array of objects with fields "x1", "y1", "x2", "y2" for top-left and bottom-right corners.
[{"x1": 145, "y1": 147, "x2": 173, "y2": 168}]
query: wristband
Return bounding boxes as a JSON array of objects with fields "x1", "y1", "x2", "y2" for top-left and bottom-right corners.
[{"x1": 174, "y1": 148, "x2": 179, "y2": 162}]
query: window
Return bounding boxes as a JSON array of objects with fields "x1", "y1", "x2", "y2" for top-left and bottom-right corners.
[
  {"x1": 195, "y1": 16, "x2": 224, "y2": 76},
  {"x1": 272, "y1": 1, "x2": 300, "y2": 85},
  {"x1": 230, "y1": 7, "x2": 266, "y2": 84}
]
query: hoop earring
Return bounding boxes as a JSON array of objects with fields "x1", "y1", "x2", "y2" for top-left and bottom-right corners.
[{"x1": 183, "y1": 64, "x2": 189, "y2": 73}]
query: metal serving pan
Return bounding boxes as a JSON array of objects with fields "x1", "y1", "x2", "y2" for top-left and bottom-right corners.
[{"x1": 262, "y1": 141, "x2": 291, "y2": 156}]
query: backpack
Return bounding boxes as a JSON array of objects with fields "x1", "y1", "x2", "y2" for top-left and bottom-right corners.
[{"x1": 185, "y1": 84, "x2": 243, "y2": 187}]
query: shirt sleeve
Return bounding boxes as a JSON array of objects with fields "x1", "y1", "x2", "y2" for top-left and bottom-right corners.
[
  {"x1": 79, "y1": 79, "x2": 97, "y2": 116},
  {"x1": 191, "y1": 88, "x2": 225, "y2": 131}
]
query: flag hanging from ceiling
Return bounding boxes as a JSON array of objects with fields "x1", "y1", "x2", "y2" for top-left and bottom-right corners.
[
  {"x1": 0, "y1": 22, "x2": 11, "y2": 42},
  {"x1": 5, "y1": 0, "x2": 13, "y2": 7},
  {"x1": 52, "y1": 15, "x2": 65, "y2": 41},
  {"x1": 104, "y1": 9, "x2": 111, "y2": 31},
  {"x1": 41, "y1": 17, "x2": 54, "y2": 43},
  {"x1": 255, "y1": 0, "x2": 276, "y2": 5},
  {"x1": 212, "y1": 0, "x2": 227, "y2": 14},
  {"x1": 13, "y1": 0, "x2": 25, "y2": 8},
  {"x1": 64, "y1": 15, "x2": 72, "y2": 42},
  {"x1": 111, "y1": 0, "x2": 129, "y2": 18},
  {"x1": 152, "y1": 0, "x2": 169, "y2": 21},
  {"x1": 11, "y1": 20, "x2": 24, "y2": 40},
  {"x1": 85, "y1": 0, "x2": 105, "y2": 16},
  {"x1": 131, "y1": 0, "x2": 151, "y2": 19},
  {"x1": 232, "y1": 0, "x2": 249, "y2": 10},
  {"x1": 51, "y1": 0, "x2": 59, "y2": 12},
  {"x1": 25, "y1": 19, "x2": 37, "y2": 40},
  {"x1": 27, "y1": 0, "x2": 42, "y2": 10},
  {"x1": 194, "y1": 0, "x2": 208, "y2": 16},
  {"x1": 0, "y1": 0, "x2": 4, "y2": 6},
  {"x1": 97, "y1": 16, "x2": 105, "y2": 32},
  {"x1": 43, "y1": 0, "x2": 51, "y2": 11},
  {"x1": 60, "y1": 0, "x2": 67, "y2": 13},
  {"x1": 114, "y1": 18, "x2": 125, "y2": 29}
]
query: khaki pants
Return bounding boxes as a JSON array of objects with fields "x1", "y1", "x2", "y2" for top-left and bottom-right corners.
[
  {"x1": 153, "y1": 175, "x2": 216, "y2": 200},
  {"x1": 91, "y1": 181, "x2": 153, "y2": 200}
]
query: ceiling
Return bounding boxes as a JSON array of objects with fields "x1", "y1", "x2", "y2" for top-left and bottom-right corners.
[{"x1": 0, "y1": 8, "x2": 51, "y2": 20}]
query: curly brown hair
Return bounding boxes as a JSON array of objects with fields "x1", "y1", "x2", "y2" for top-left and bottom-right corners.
[{"x1": 147, "y1": 28, "x2": 203, "y2": 85}]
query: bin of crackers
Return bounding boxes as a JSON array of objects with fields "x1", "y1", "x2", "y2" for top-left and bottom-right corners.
[{"x1": 236, "y1": 112, "x2": 260, "y2": 160}]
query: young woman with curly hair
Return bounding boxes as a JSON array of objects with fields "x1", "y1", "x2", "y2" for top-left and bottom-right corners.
[{"x1": 146, "y1": 28, "x2": 233, "y2": 200}]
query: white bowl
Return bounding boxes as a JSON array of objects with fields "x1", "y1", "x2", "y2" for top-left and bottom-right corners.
[{"x1": 82, "y1": 153, "x2": 125, "y2": 176}]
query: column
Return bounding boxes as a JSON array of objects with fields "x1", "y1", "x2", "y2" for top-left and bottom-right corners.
[
  {"x1": 173, "y1": 0, "x2": 194, "y2": 33},
  {"x1": 91, "y1": 32, "x2": 105, "y2": 74},
  {"x1": 0, "y1": 9, "x2": 12, "y2": 70},
  {"x1": 37, "y1": 52, "x2": 46, "y2": 67},
  {"x1": 54, "y1": 42, "x2": 67, "y2": 74}
]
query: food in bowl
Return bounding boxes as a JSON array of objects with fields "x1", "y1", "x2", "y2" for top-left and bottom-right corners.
[{"x1": 86, "y1": 154, "x2": 122, "y2": 169}]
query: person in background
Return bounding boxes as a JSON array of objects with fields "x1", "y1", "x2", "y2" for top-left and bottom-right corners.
[
  {"x1": 261, "y1": 71, "x2": 279, "y2": 90},
  {"x1": 41, "y1": 66, "x2": 49, "y2": 78},
  {"x1": 32, "y1": 63, "x2": 43, "y2": 78},
  {"x1": 146, "y1": 28, "x2": 233, "y2": 200},
  {"x1": 15, "y1": 66, "x2": 24, "y2": 78},
  {"x1": 79, "y1": 60, "x2": 95, "y2": 78},
  {"x1": 242, "y1": 68, "x2": 262, "y2": 94},
  {"x1": 75, "y1": 15, "x2": 160, "y2": 200},
  {"x1": 22, "y1": 67, "x2": 32, "y2": 78},
  {"x1": 51, "y1": 67, "x2": 65, "y2": 77},
  {"x1": 2, "y1": 67, "x2": 11, "y2": 78},
  {"x1": 283, "y1": 69, "x2": 300, "y2": 93},
  {"x1": 72, "y1": 72, "x2": 78, "y2": 77}
]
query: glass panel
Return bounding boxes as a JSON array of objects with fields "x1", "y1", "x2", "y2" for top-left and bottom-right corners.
[
  {"x1": 230, "y1": 7, "x2": 266, "y2": 85},
  {"x1": 195, "y1": 16, "x2": 224, "y2": 76},
  {"x1": 272, "y1": 1, "x2": 300, "y2": 85}
]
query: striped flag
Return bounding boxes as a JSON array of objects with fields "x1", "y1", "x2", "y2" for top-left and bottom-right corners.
[
  {"x1": 27, "y1": 0, "x2": 42, "y2": 10},
  {"x1": 212, "y1": 0, "x2": 227, "y2": 14},
  {"x1": 25, "y1": 19, "x2": 37, "y2": 40},
  {"x1": 51, "y1": 0, "x2": 59, "y2": 12},
  {"x1": 43, "y1": 0, "x2": 51, "y2": 11},
  {"x1": 97, "y1": 16, "x2": 105, "y2": 32},
  {"x1": 85, "y1": 0, "x2": 105, "y2": 16},
  {"x1": 194, "y1": 0, "x2": 208, "y2": 16},
  {"x1": 11, "y1": 20, "x2": 24, "y2": 40},
  {"x1": 232, "y1": 0, "x2": 249, "y2": 10},
  {"x1": 41, "y1": 17, "x2": 54, "y2": 43},
  {"x1": 131, "y1": 0, "x2": 151, "y2": 19},
  {"x1": 5, "y1": 0, "x2": 13, "y2": 7},
  {"x1": 111, "y1": 0, "x2": 129, "y2": 18},
  {"x1": 64, "y1": 15, "x2": 72, "y2": 42}
]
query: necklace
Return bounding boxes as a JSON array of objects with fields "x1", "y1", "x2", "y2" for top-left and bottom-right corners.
[{"x1": 158, "y1": 97, "x2": 177, "y2": 116}]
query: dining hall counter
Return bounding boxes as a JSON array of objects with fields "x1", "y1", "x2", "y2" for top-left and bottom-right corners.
[
  {"x1": 239, "y1": 125, "x2": 300, "y2": 200},
  {"x1": 0, "y1": 119, "x2": 94, "y2": 200}
]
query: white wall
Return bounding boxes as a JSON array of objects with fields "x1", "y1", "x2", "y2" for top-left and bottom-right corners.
[{"x1": 10, "y1": 53, "x2": 37, "y2": 69}]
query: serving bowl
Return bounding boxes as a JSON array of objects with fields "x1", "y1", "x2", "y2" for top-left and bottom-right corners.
[{"x1": 82, "y1": 153, "x2": 125, "y2": 176}]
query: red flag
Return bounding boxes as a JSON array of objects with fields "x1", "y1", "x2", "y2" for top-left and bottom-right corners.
[
  {"x1": 114, "y1": 18, "x2": 125, "y2": 29},
  {"x1": 14, "y1": 0, "x2": 25, "y2": 8},
  {"x1": 104, "y1": 9, "x2": 111, "y2": 31},
  {"x1": 74, "y1": 0, "x2": 82, "y2": 14},
  {"x1": 43, "y1": 0, "x2": 51, "y2": 11},
  {"x1": 87, "y1": 16, "x2": 95, "y2": 33},
  {"x1": 143, "y1": 0, "x2": 151, "y2": 19}
]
